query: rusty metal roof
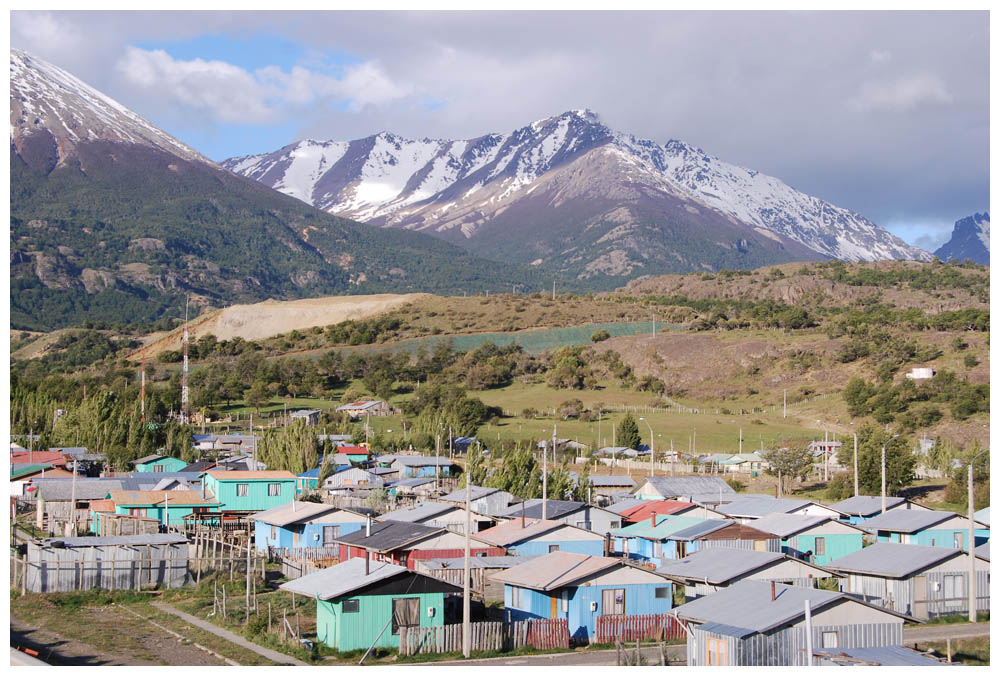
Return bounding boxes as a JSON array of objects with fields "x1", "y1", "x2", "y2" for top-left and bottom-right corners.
[{"x1": 205, "y1": 470, "x2": 296, "y2": 480}]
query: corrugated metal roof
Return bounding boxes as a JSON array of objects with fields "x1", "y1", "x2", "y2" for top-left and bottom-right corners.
[
  {"x1": 604, "y1": 498, "x2": 647, "y2": 515},
  {"x1": 489, "y1": 551, "x2": 624, "y2": 591},
  {"x1": 133, "y1": 454, "x2": 165, "y2": 464},
  {"x1": 420, "y1": 556, "x2": 538, "y2": 570},
  {"x1": 859, "y1": 510, "x2": 956, "y2": 533},
  {"x1": 89, "y1": 499, "x2": 116, "y2": 513},
  {"x1": 206, "y1": 470, "x2": 296, "y2": 480},
  {"x1": 748, "y1": 513, "x2": 831, "y2": 538},
  {"x1": 439, "y1": 485, "x2": 500, "y2": 503},
  {"x1": 390, "y1": 456, "x2": 453, "y2": 467},
  {"x1": 974, "y1": 541, "x2": 989, "y2": 561},
  {"x1": 814, "y1": 646, "x2": 949, "y2": 666},
  {"x1": 829, "y1": 495, "x2": 905, "y2": 517},
  {"x1": 666, "y1": 520, "x2": 732, "y2": 541},
  {"x1": 11, "y1": 463, "x2": 54, "y2": 478},
  {"x1": 825, "y1": 542, "x2": 961, "y2": 578},
  {"x1": 279, "y1": 558, "x2": 409, "y2": 599},
  {"x1": 974, "y1": 506, "x2": 990, "y2": 525},
  {"x1": 475, "y1": 519, "x2": 570, "y2": 546},
  {"x1": 566, "y1": 473, "x2": 637, "y2": 488},
  {"x1": 109, "y1": 490, "x2": 216, "y2": 506},
  {"x1": 697, "y1": 622, "x2": 755, "y2": 638},
  {"x1": 621, "y1": 500, "x2": 696, "y2": 521},
  {"x1": 639, "y1": 476, "x2": 735, "y2": 497},
  {"x1": 716, "y1": 496, "x2": 816, "y2": 518},
  {"x1": 499, "y1": 499, "x2": 587, "y2": 520},
  {"x1": 388, "y1": 478, "x2": 437, "y2": 487},
  {"x1": 382, "y1": 501, "x2": 459, "y2": 523},
  {"x1": 41, "y1": 534, "x2": 187, "y2": 548},
  {"x1": 655, "y1": 547, "x2": 786, "y2": 584},
  {"x1": 676, "y1": 580, "x2": 846, "y2": 633},
  {"x1": 33, "y1": 479, "x2": 128, "y2": 500},
  {"x1": 249, "y1": 501, "x2": 344, "y2": 526},
  {"x1": 612, "y1": 515, "x2": 712, "y2": 540},
  {"x1": 334, "y1": 521, "x2": 443, "y2": 552}
]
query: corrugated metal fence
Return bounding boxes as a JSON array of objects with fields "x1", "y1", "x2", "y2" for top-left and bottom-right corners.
[
  {"x1": 399, "y1": 618, "x2": 569, "y2": 655},
  {"x1": 18, "y1": 541, "x2": 190, "y2": 593},
  {"x1": 595, "y1": 613, "x2": 686, "y2": 643}
]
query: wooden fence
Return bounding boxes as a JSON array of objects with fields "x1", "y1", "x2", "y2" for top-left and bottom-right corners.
[
  {"x1": 595, "y1": 613, "x2": 686, "y2": 644},
  {"x1": 398, "y1": 618, "x2": 569, "y2": 656}
]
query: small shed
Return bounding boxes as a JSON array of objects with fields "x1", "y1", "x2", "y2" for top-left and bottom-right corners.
[
  {"x1": 279, "y1": 558, "x2": 461, "y2": 651},
  {"x1": 860, "y1": 510, "x2": 989, "y2": 549},
  {"x1": 656, "y1": 547, "x2": 839, "y2": 600},
  {"x1": 324, "y1": 466, "x2": 384, "y2": 494},
  {"x1": 749, "y1": 513, "x2": 866, "y2": 566},
  {"x1": 385, "y1": 477, "x2": 437, "y2": 499},
  {"x1": 825, "y1": 542, "x2": 990, "y2": 619},
  {"x1": 476, "y1": 518, "x2": 607, "y2": 557},
  {"x1": 289, "y1": 409, "x2": 321, "y2": 426},
  {"x1": 335, "y1": 399, "x2": 392, "y2": 419},
  {"x1": 674, "y1": 580, "x2": 910, "y2": 666},
  {"x1": 25, "y1": 534, "x2": 190, "y2": 592},
  {"x1": 491, "y1": 551, "x2": 673, "y2": 641},
  {"x1": 633, "y1": 476, "x2": 735, "y2": 501}
]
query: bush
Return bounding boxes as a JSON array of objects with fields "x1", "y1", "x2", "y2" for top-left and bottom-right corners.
[
  {"x1": 825, "y1": 474, "x2": 854, "y2": 501},
  {"x1": 591, "y1": 329, "x2": 611, "y2": 342},
  {"x1": 964, "y1": 354, "x2": 979, "y2": 368},
  {"x1": 724, "y1": 478, "x2": 745, "y2": 492}
]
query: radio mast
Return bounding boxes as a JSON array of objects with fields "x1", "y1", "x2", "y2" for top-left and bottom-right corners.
[{"x1": 181, "y1": 295, "x2": 190, "y2": 425}]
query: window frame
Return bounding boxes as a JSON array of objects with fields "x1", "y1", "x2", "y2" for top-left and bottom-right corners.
[
  {"x1": 548, "y1": 544, "x2": 561, "y2": 553},
  {"x1": 268, "y1": 482, "x2": 282, "y2": 497},
  {"x1": 236, "y1": 483, "x2": 249, "y2": 497},
  {"x1": 821, "y1": 631, "x2": 839, "y2": 649},
  {"x1": 814, "y1": 536, "x2": 826, "y2": 557},
  {"x1": 342, "y1": 598, "x2": 360, "y2": 613}
]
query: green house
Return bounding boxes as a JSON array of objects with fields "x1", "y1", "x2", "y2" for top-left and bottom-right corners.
[
  {"x1": 749, "y1": 513, "x2": 866, "y2": 567},
  {"x1": 133, "y1": 455, "x2": 189, "y2": 473},
  {"x1": 279, "y1": 558, "x2": 461, "y2": 652},
  {"x1": 109, "y1": 489, "x2": 219, "y2": 526},
  {"x1": 202, "y1": 470, "x2": 296, "y2": 512}
]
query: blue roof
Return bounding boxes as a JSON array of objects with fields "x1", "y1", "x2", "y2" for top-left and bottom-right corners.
[{"x1": 298, "y1": 467, "x2": 320, "y2": 478}]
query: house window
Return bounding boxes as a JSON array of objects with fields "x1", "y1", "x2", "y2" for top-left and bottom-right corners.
[
  {"x1": 560, "y1": 590, "x2": 568, "y2": 612},
  {"x1": 706, "y1": 638, "x2": 727, "y2": 665},
  {"x1": 943, "y1": 574, "x2": 965, "y2": 602},
  {"x1": 268, "y1": 483, "x2": 282, "y2": 497},
  {"x1": 548, "y1": 544, "x2": 561, "y2": 553},
  {"x1": 129, "y1": 508, "x2": 147, "y2": 517},
  {"x1": 814, "y1": 537, "x2": 826, "y2": 556},
  {"x1": 391, "y1": 597, "x2": 420, "y2": 635},
  {"x1": 153, "y1": 464, "x2": 164, "y2": 472},
  {"x1": 602, "y1": 588, "x2": 626, "y2": 615},
  {"x1": 236, "y1": 483, "x2": 249, "y2": 497},
  {"x1": 655, "y1": 586, "x2": 670, "y2": 599},
  {"x1": 610, "y1": 521, "x2": 621, "y2": 529},
  {"x1": 323, "y1": 526, "x2": 340, "y2": 545},
  {"x1": 342, "y1": 599, "x2": 360, "y2": 613},
  {"x1": 576, "y1": 521, "x2": 592, "y2": 530},
  {"x1": 511, "y1": 586, "x2": 526, "y2": 610},
  {"x1": 822, "y1": 631, "x2": 839, "y2": 648},
  {"x1": 953, "y1": 532, "x2": 965, "y2": 549}
]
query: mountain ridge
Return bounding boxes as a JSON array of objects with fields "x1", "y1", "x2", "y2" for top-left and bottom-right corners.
[{"x1": 934, "y1": 212, "x2": 990, "y2": 266}]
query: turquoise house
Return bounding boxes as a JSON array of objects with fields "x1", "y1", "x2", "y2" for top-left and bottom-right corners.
[
  {"x1": 475, "y1": 519, "x2": 606, "y2": 557},
  {"x1": 611, "y1": 515, "x2": 715, "y2": 561},
  {"x1": 862, "y1": 510, "x2": 989, "y2": 550},
  {"x1": 133, "y1": 455, "x2": 189, "y2": 473},
  {"x1": 493, "y1": 551, "x2": 673, "y2": 642},
  {"x1": 296, "y1": 468, "x2": 321, "y2": 495},
  {"x1": 828, "y1": 495, "x2": 929, "y2": 525},
  {"x1": 749, "y1": 513, "x2": 865, "y2": 566},
  {"x1": 279, "y1": 558, "x2": 461, "y2": 651},
  {"x1": 108, "y1": 489, "x2": 219, "y2": 526},
  {"x1": 203, "y1": 470, "x2": 296, "y2": 513},
  {"x1": 250, "y1": 501, "x2": 368, "y2": 552}
]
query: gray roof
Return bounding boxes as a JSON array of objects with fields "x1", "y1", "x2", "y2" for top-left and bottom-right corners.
[
  {"x1": 499, "y1": 499, "x2": 587, "y2": 520},
  {"x1": 605, "y1": 498, "x2": 647, "y2": 514},
  {"x1": 133, "y1": 454, "x2": 164, "y2": 465},
  {"x1": 439, "y1": 485, "x2": 500, "y2": 502},
  {"x1": 249, "y1": 501, "x2": 344, "y2": 527},
  {"x1": 829, "y1": 495, "x2": 906, "y2": 517},
  {"x1": 391, "y1": 456, "x2": 454, "y2": 467},
  {"x1": 639, "y1": 476, "x2": 735, "y2": 498},
  {"x1": 814, "y1": 646, "x2": 950, "y2": 666},
  {"x1": 676, "y1": 580, "x2": 870, "y2": 634},
  {"x1": 568, "y1": 473, "x2": 637, "y2": 488},
  {"x1": 421, "y1": 556, "x2": 538, "y2": 570},
  {"x1": 825, "y1": 542, "x2": 962, "y2": 578},
  {"x1": 860, "y1": 510, "x2": 957, "y2": 533},
  {"x1": 382, "y1": 501, "x2": 459, "y2": 523},
  {"x1": 974, "y1": 541, "x2": 989, "y2": 561},
  {"x1": 126, "y1": 471, "x2": 204, "y2": 481},
  {"x1": 748, "y1": 513, "x2": 834, "y2": 538},
  {"x1": 40, "y1": 534, "x2": 187, "y2": 548},
  {"x1": 279, "y1": 558, "x2": 456, "y2": 600},
  {"x1": 32, "y1": 478, "x2": 142, "y2": 500},
  {"x1": 666, "y1": 520, "x2": 732, "y2": 541},
  {"x1": 656, "y1": 548, "x2": 788, "y2": 584},
  {"x1": 334, "y1": 521, "x2": 442, "y2": 552},
  {"x1": 716, "y1": 496, "x2": 814, "y2": 518},
  {"x1": 389, "y1": 477, "x2": 437, "y2": 488}
]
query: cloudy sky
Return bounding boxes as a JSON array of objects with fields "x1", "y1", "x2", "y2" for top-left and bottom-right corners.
[{"x1": 10, "y1": 10, "x2": 989, "y2": 251}]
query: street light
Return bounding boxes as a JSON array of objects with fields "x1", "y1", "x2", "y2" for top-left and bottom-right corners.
[
  {"x1": 968, "y1": 448, "x2": 988, "y2": 622},
  {"x1": 639, "y1": 417, "x2": 654, "y2": 477},
  {"x1": 881, "y1": 435, "x2": 899, "y2": 515}
]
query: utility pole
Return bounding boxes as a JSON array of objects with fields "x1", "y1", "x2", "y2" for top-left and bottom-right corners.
[
  {"x1": 543, "y1": 426, "x2": 553, "y2": 520},
  {"x1": 250, "y1": 413, "x2": 255, "y2": 470},
  {"x1": 739, "y1": 428, "x2": 742, "y2": 454},
  {"x1": 880, "y1": 443, "x2": 887, "y2": 515},
  {"x1": 824, "y1": 429, "x2": 829, "y2": 481},
  {"x1": 640, "y1": 417, "x2": 654, "y2": 477},
  {"x1": 783, "y1": 389, "x2": 786, "y2": 419},
  {"x1": 140, "y1": 350, "x2": 146, "y2": 422},
  {"x1": 853, "y1": 433, "x2": 859, "y2": 497},
  {"x1": 968, "y1": 448, "x2": 987, "y2": 622},
  {"x1": 462, "y1": 472, "x2": 471, "y2": 657},
  {"x1": 552, "y1": 279, "x2": 556, "y2": 300},
  {"x1": 436, "y1": 435, "x2": 441, "y2": 494},
  {"x1": 70, "y1": 459, "x2": 78, "y2": 535},
  {"x1": 670, "y1": 439, "x2": 674, "y2": 476}
]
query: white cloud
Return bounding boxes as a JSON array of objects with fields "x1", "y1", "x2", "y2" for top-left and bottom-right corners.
[
  {"x1": 847, "y1": 74, "x2": 953, "y2": 112},
  {"x1": 114, "y1": 46, "x2": 410, "y2": 123}
]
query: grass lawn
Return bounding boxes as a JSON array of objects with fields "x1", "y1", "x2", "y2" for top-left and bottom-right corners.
[{"x1": 919, "y1": 637, "x2": 990, "y2": 665}]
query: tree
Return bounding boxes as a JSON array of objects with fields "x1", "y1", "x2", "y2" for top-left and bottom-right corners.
[
  {"x1": 256, "y1": 420, "x2": 318, "y2": 475},
  {"x1": 571, "y1": 462, "x2": 591, "y2": 502},
  {"x1": 546, "y1": 462, "x2": 576, "y2": 500},
  {"x1": 617, "y1": 413, "x2": 641, "y2": 450},
  {"x1": 762, "y1": 446, "x2": 813, "y2": 494},
  {"x1": 462, "y1": 445, "x2": 490, "y2": 487},
  {"x1": 848, "y1": 424, "x2": 916, "y2": 496},
  {"x1": 244, "y1": 381, "x2": 269, "y2": 415},
  {"x1": 366, "y1": 487, "x2": 393, "y2": 513}
]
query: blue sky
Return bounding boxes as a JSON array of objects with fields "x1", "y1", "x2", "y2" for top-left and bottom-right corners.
[{"x1": 9, "y1": 11, "x2": 989, "y2": 251}]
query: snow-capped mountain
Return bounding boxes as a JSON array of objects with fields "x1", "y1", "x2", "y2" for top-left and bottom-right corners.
[
  {"x1": 224, "y1": 109, "x2": 931, "y2": 276},
  {"x1": 934, "y1": 212, "x2": 990, "y2": 265},
  {"x1": 10, "y1": 48, "x2": 208, "y2": 166}
]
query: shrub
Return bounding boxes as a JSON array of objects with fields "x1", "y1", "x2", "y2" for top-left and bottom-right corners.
[
  {"x1": 591, "y1": 329, "x2": 611, "y2": 342},
  {"x1": 964, "y1": 354, "x2": 980, "y2": 368}
]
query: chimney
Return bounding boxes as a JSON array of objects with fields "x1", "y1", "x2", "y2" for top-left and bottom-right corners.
[
  {"x1": 365, "y1": 549, "x2": 370, "y2": 576},
  {"x1": 771, "y1": 580, "x2": 776, "y2": 602},
  {"x1": 651, "y1": 514, "x2": 656, "y2": 527},
  {"x1": 366, "y1": 516, "x2": 371, "y2": 537}
]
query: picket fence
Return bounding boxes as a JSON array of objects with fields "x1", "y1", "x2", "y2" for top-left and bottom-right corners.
[
  {"x1": 595, "y1": 613, "x2": 686, "y2": 643},
  {"x1": 398, "y1": 618, "x2": 569, "y2": 656}
]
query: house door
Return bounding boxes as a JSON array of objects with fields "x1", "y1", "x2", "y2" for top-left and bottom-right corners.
[
  {"x1": 550, "y1": 594, "x2": 559, "y2": 619},
  {"x1": 323, "y1": 526, "x2": 340, "y2": 546},
  {"x1": 754, "y1": 539, "x2": 767, "y2": 552},
  {"x1": 391, "y1": 598, "x2": 420, "y2": 635},
  {"x1": 912, "y1": 575, "x2": 928, "y2": 620},
  {"x1": 705, "y1": 637, "x2": 727, "y2": 665},
  {"x1": 602, "y1": 588, "x2": 625, "y2": 615}
]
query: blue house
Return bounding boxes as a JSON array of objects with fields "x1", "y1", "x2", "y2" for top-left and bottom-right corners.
[
  {"x1": 250, "y1": 501, "x2": 369, "y2": 552},
  {"x1": 389, "y1": 456, "x2": 455, "y2": 479},
  {"x1": 861, "y1": 510, "x2": 989, "y2": 549},
  {"x1": 491, "y1": 551, "x2": 673, "y2": 641},
  {"x1": 296, "y1": 468, "x2": 322, "y2": 495},
  {"x1": 475, "y1": 518, "x2": 607, "y2": 557},
  {"x1": 612, "y1": 515, "x2": 777, "y2": 562},
  {"x1": 749, "y1": 513, "x2": 867, "y2": 566}
]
